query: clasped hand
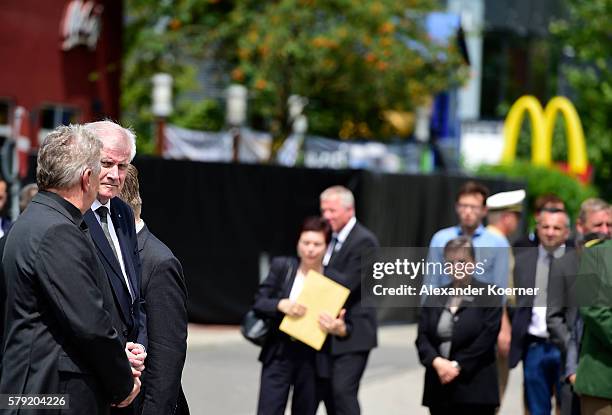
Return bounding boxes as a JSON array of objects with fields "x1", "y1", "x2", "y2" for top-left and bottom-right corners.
[
  {"x1": 432, "y1": 357, "x2": 460, "y2": 384},
  {"x1": 113, "y1": 342, "x2": 146, "y2": 408}
]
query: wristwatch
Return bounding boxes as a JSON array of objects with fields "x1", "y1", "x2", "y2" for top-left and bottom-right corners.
[{"x1": 451, "y1": 360, "x2": 461, "y2": 370}]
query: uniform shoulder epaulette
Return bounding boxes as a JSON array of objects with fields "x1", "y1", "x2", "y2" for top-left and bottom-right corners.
[{"x1": 584, "y1": 238, "x2": 604, "y2": 248}]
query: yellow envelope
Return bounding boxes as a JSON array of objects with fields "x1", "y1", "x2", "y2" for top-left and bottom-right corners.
[{"x1": 279, "y1": 270, "x2": 350, "y2": 350}]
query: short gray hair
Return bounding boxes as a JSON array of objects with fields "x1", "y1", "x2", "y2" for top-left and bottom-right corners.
[
  {"x1": 320, "y1": 185, "x2": 355, "y2": 209},
  {"x1": 85, "y1": 120, "x2": 137, "y2": 161},
  {"x1": 37, "y1": 125, "x2": 102, "y2": 191},
  {"x1": 578, "y1": 198, "x2": 610, "y2": 224}
]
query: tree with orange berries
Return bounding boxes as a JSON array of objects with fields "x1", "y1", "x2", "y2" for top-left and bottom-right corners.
[{"x1": 123, "y1": 0, "x2": 467, "y2": 155}]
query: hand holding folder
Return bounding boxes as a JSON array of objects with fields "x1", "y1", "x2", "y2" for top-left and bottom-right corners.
[{"x1": 279, "y1": 270, "x2": 350, "y2": 350}]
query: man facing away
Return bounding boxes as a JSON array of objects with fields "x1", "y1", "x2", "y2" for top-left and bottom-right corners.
[
  {"x1": 319, "y1": 185, "x2": 379, "y2": 415},
  {"x1": 0, "y1": 125, "x2": 140, "y2": 414},
  {"x1": 119, "y1": 164, "x2": 190, "y2": 415},
  {"x1": 573, "y1": 235, "x2": 612, "y2": 415},
  {"x1": 547, "y1": 198, "x2": 612, "y2": 415}
]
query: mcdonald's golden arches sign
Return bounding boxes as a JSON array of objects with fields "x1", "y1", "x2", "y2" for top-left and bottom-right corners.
[{"x1": 502, "y1": 95, "x2": 588, "y2": 177}]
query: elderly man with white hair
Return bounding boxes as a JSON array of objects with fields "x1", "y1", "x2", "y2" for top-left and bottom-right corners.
[{"x1": 83, "y1": 121, "x2": 148, "y2": 410}]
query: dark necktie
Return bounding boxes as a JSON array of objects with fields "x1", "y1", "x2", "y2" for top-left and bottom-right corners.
[
  {"x1": 96, "y1": 206, "x2": 119, "y2": 262},
  {"x1": 324, "y1": 235, "x2": 338, "y2": 266}
]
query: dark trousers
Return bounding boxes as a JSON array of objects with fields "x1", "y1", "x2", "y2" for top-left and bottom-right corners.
[
  {"x1": 429, "y1": 404, "x2": 496, "y2": 415},
  {"x1": 323, "y1": 351, "x2": 370, "y2": 415},
  {"x1": 257, "y1": 340, "x2": 318, "y2": 415},
  {"x1": 560, "y1": 382, "x2": 580, "y2": 415},
  {"x1": 523, "y1": 339, "x2": 561, "y2": 415}
]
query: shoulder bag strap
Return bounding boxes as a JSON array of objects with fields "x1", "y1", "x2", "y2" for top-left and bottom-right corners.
[{"x1": 277, "y1": 257, "x2": 295, "y2": 296}]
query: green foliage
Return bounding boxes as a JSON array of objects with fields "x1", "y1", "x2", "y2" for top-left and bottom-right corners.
[
  {"x1": 477, "y1": 161, "x2": 598, "y2": 224},
  {"x1": 550, "y1": 0, "x2": 612, "y2": 198},
  {"x1": 122, "y1": 1, "x2": 230, "y2": 152},
  {"x1": 218, "y1": 0, "x2": 467, "y2": 141},
  {"x1": 171, "y1": 99, "x2": 224, "y2": 132},
  {"x1": 122, "y1": 1, "x2": 467, "y2": 154}
]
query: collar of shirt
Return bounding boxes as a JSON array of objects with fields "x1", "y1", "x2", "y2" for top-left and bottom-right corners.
[
  {"x1": 455, "y1": 223, "x2": 485, "y2": 238},
  {"x1": 335, "y1": 216, "x2": 357, "y2": 244},
  {"x1": 538, "y1": 244, "x2": 565, "y2": 261},
  {"x1": 91, "y1": 198, "x2": 111, "y2": 217},
  {"x1": 41, "y1": 190, "x2": 84, "y2": 227},
  {"x1": 136, "y1": 219, "x2": 145, "y2": 234}
]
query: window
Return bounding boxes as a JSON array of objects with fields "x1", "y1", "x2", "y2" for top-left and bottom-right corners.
[
  {"x1": 0, "y1": 99, "x2": 13, "y2": 148},
  {"x1": 37, "y1": 104, "x2": 79, "y2": 143}
]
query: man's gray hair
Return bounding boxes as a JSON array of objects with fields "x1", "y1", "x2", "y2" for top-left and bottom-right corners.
[
  {"x1": 320, "y1": 185, "x2": 355, "y2": 209},
  {"x1": 85, "y1": 120, "x2": 137, "y2": 161},
  {"x1": 578, "y1": 198, "x2": 610, "y2": 224},
  {"x1": 37, "y1": 125, "x2": 102, "y2": 191}
]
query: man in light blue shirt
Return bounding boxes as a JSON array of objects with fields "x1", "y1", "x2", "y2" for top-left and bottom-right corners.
[{"x1": 425, "y1": 181, "x2": 510, "y2": 289}]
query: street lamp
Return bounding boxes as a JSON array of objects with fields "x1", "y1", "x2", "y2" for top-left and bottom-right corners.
[
  {"x1": 152, "y1": 73, "x2": 173, "y2": 156},
  {"x1": 288, "y1": 94, "x2": 308, "y2": 136},
  {"x1": 226, "y1": 84, "x2": 248, "y2": 162}
]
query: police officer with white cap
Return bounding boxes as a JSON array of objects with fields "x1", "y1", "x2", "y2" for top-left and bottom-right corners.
[
  {"x1": 486, "y1": 189, "x2": 525, "y2": 406},
  {"x1": 487, "y1": 189, "x2": 526, "y2": 237}
]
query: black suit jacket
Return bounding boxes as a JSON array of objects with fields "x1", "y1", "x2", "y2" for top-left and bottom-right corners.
[
  {"x1": 253, "y1": 256, "x2": 346, "y2": 378},
  {"x1": 416, "y1": 280, "x2": 502, "y2": 407},
  {"x1": 84, "y1": 198, "x2": 147, "y2": 347},
  {"x1": 0, "y1": 191, "x2": 133, "y2": 414},
  {"x1": 509, "y1": 247, "x2": 541, "y2": 368},
  {"x1": 136, "y1": 224, "x2": 189, "y2": 415},
  {"x1": 546, "y1": 249, "x2": 580, "y2": 356},
  {"x1": 326, "y1": 221, "x2": 379, "y2": 355}
]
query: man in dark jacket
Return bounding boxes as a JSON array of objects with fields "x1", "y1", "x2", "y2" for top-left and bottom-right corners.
[
  {"x1": 0, "y1": 125, "x2": 139, "y2": 414},
  {"x1": 120, "y1": 164, "x2": 189, "y2": 415},
  {"x1": 320, "y1": 185, "x2": 379, "y2": 415},
  {"x1": 84, "y1": 121, "x2": 147, "y2": 382}
]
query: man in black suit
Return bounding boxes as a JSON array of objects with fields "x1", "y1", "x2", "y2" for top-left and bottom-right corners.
[
  {"x1": 84, "y1": 121, "x2": 148, "y2": 394},
  {"x1": 510, "y1": 208, "x2": 570, "y2": 415},
  {"x1": 320, "y1": 185, "x2": 379, "y2": 415},
  {"x1": 0, "y1": 125, "x2": 140, "y2": 414},
  {"x1": 546, "y1": 198, "x2": 611, "y2": 415},
  {"x1": 119, "y1": 164, "x2": 190, "y2": 415}
]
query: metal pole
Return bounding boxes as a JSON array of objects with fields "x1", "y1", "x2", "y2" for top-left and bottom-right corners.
[
  {"x1": 155, "y1": 116, "x2": 166, "y2": 156},
  {"x1": 231, "y1": 127, "x2": 241, "y2": 162}
]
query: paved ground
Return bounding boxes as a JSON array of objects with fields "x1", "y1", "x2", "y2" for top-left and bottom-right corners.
[{"x1": 182, "y1": 324, "x2": 524, "y2": 414}]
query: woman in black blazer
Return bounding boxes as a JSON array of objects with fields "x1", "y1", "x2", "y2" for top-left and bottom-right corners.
[
  {"x1": 253, "y1": 216, "x2": 347, "y2": 415},
  {"x1": 416, "y1": 236, "x2": 502, "y2": 415}
]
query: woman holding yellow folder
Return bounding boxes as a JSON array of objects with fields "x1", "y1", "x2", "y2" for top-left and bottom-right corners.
[{"x1": 253, "y1": 216, "x2": 347, "y2": 415}]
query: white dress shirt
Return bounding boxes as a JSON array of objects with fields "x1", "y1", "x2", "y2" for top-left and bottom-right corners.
[
  {"x1": 289, "y1": 269, "x2": 306, "y2": 301},
  {"x1": 323, "y1": 216, "x2": 357, "y2": 266},
  {"x1": 528, "y1": 244, "x2": 565, "y2": 338}
]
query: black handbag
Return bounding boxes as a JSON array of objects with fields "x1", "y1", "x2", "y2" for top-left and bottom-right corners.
[{"x1": 241, "y1": 259, "x2": 294, "y2": 346}]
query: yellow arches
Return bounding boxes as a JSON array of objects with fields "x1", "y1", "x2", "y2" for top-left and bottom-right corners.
[{"x1": 501, "y1": 95, "x2": 588, "y2": 175}]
